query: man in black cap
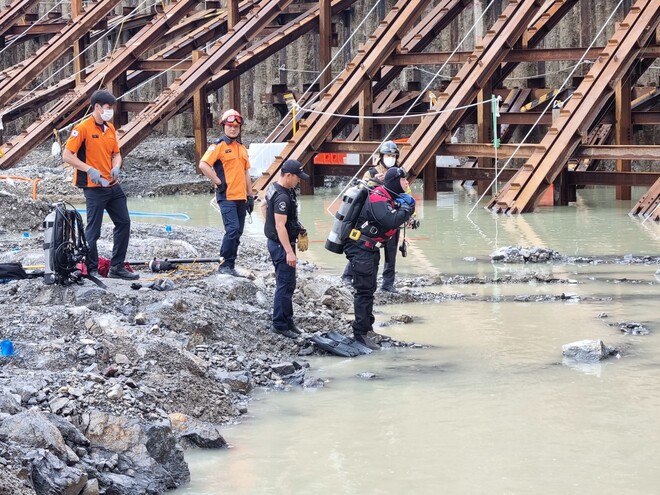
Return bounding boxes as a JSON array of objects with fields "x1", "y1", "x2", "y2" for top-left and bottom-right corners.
[
  {"x1": 344, "y1": 166, "x2": 415, "y2": 349},
  {"x1": 263, "y1": 159, "x2": 310, "y2": 339}
]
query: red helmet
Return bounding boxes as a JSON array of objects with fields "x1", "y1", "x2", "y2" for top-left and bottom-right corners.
[{"x1": 220, "y1": 109, "x2": 243, "y2": 126}]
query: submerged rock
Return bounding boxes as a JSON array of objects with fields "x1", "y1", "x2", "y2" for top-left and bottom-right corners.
[{"x1": 562, "y1": 339, "x2": 617, "y2": 363}]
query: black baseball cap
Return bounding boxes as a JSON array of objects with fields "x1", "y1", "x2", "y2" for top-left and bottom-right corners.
[{"x1": 281, "y1": 159, "x2": 310, "y2": 180}]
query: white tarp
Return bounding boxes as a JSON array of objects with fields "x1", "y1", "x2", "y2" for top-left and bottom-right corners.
[{"x1": 247, "y1": 142, "x2": 287, "y2": 178}]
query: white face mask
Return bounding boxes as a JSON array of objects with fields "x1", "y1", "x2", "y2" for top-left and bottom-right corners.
[
  {"x1": 101, "y1": 109, "x2": 114, "y2": 122},
  {"x1": 383, "y1": 155, "x2": 397, "y2": 168}
]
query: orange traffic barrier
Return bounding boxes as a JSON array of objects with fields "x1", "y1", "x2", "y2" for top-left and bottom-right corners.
[
  {"x1": 0, "y1": 176, "x2": 43, "y2": 200},
  {"x1": 314, "y1": 152, "x2": 347, "y2": 165},
  {"x1": 537, "y1": 184, "x2": 554, "y2": 207}
]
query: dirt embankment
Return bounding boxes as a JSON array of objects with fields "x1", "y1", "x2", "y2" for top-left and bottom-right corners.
[{"x1": 0, "y1": 139, "x2": 442, "y2": 494}]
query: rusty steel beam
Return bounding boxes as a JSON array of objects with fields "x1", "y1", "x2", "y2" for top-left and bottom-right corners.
[
  {"x1": 5, "y1": 22, "x2": 70, "y2": 36},
  {"x1": 235, "y1": 0, "x2": 394, "y2": 144},
  {"x1": 387, "y1": 45, "x2": 660, "y2": 65},
  {"x1": 3, "y1": 0, "x2": 356, "y2": 140},
  {"x1": 0, "y1": 0, "x2": 124, "y2": 109},
  {"x1": 374, "y1": 0, "x2": 469, "y2": 93},
  {"x1": 252, "y1": 0, "x2": 434, "y2": 193},
  {"x1": 125, "y1": 2, "x2": 260, "y2": 90},
  {"x1": 316, "y1": 0, "x2": 468, "y2": 150},
  {"x1": 437, "y1": 167, "x2": 518, "y2": 182},
  {"x1": 207, "y1": 0, "x2": 362, "y2": 99},
  {"x1": 318, "y1": 141, "x2": 660, "y2": 161},
  {"x1": 0, "y1": 0, "x2": 201, "y2": 170},
  {"x1": 310, "y1": 164, "x2": 660, "y2": 188},
  {"x1": 400, "y1": 0, "x2": 543, "y2": 180},
  {"x1": 630, "y1": 177, "x2": 660, "y2": 221},
  {"x1": 489, "y1": 0, "x2": 660, "y2": 213},
  {"x1": 0, "y1": 0, "x2": 33, "y2": 37},
  {"x1": 569, "y1": 171, "x2": 660, "y2": 186},
  {"x1": 523, "y1": 0, "x2": 580, "y2": 48},
  {"x1": 4, "y1": 12, "x2": 153, "y2": 39},
  {"x1": 117, "y1": 0, "x2": 296, "y2": 156},
  {"x1": 131, "y1": 59, "x2": 193, "y2": 71},
  {"x1": 437, "y1": 167, "x2": 659, "y2": 185}
]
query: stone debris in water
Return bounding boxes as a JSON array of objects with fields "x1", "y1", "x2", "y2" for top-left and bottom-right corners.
[
  {"x1": 490, "y1": 246, "x2": 562, "y2": 263},
  {"x1": 614, "y1": 322, "x2": 650, "y2": 335},
  {"x1": 562, "y1": 339, "x2": 618, "y2": 363}
]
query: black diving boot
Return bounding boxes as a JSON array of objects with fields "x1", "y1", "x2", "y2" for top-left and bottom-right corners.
[{"x1": 354, "y1": 332, "x2": 380, "y2": 351}]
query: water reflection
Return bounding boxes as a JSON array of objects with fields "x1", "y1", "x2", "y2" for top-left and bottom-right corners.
[{"x1": 145, "y1": 187, "x2": 660, "y2": 495}]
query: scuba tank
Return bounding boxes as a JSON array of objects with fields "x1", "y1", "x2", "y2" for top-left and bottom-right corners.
[
  {"x1": 43, "y1": 203, "x2": 88, "y2": 285},
  {"x1": 325, "y1": 184, "x2": 368, "y2": 254},
  {"x1": 42, "y1": 208, "x2": 57, "y2": 284}
]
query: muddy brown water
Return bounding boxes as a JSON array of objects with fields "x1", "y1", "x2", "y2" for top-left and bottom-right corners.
[{"x1": 131, "y1": 186, "x2": 659, "y2": 494}]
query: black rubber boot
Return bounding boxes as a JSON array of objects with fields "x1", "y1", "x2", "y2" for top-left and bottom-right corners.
[
  {"x1": 271, "y1": 327, "x2": 299, "y2": 339},
  {"x1": 108, "y1": 265, "x2": 139, "y2": 280},
  {"x1": 353, "y1": 333, "x2": 380, "y2": 351}
]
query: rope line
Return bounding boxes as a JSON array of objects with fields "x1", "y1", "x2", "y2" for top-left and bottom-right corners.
[
  {"x1": 466, "y1": 0, "x2": 625, "y2": 217},
  {"x1": 1, "y1": 0, "x2": 153, "y2": 118},
  {"x1": 327, "y1": 0, "x2": 499, "y2": 214},
  {"x1": 299, "y1": 99, "x2": 488, "y2": 120},
  {"x1": 0, "y1": 0, "x2": 66, "y2": 58},
  {"x1": 505, "y1": 60, "x2": 594, "y2": 81}
]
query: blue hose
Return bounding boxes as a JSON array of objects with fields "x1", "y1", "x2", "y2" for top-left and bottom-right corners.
[{"x1": 76, "y1": 209, "x2": 190, "y2": 221}]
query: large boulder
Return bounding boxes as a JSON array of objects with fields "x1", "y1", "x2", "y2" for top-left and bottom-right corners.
[
  {"x1": 83, "y1": 411, "x2": 189, "y2": 493},
  {"x1": 44, "y1": 413, "x2": 89, "y2": 447},
  {"x1": 0, "y1": 391, "x2": 23, "y2": 415},
  {"x1": 169, "y1": 412, "x2": 227, "y2": 449},
  {"x1": 562, "y1": 340, "x2": 614, "y2": 363},
  {"x1": 214, "y1": 370, "x2": 253, "y2": 393},
  {"x1": 26, "y1": 450, "x2": 88, "y2": 495},
  {"x1": 0, "y1": 410, "x2": 67, "y2": 458}
]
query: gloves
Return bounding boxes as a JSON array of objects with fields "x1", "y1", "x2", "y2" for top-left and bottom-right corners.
[
  {"x1": 87, "y1": 168, "x2": 103, "y2": 185},
  {"x1": 407, "y1": 217, "x2": 421, "y2": 229},
  {"x1": 297, "y1": 230, "x2": 308, "y2": 252},
  {"x1": 394, "y1": 193, "x2": 415, "y2": 208},
  {"x1": 111, "y1": 166, "x2": 121, "y2": 181},
  {"x1": 246, "y1": 195, "x2": 255, "y2": 215}
]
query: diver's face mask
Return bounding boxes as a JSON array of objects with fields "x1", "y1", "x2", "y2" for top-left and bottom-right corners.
[{"x1": 382, "y1": 155, "x2": 397, "y2": 168}]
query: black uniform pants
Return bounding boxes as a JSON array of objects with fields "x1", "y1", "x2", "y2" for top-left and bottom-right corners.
[
  {"x1": 267, "y1": 239, "x2": 297, "y2": 332},
  {"x1": 342, "y1": 229, "x2": 399, "y2": 288},
  {"x1": 218, "y1": 199, "x2": 247, "y2": 269},
  {"x1": 83, "y1": 184, "x2": 131, "y2": 271},
  {"x1": 344, "y1": 241, "x2": 380, "y2": 336}
]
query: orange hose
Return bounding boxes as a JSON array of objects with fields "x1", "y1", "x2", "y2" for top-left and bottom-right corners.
[{"x1": 0, "y1": 175, "x2": 42, "y2": 200}]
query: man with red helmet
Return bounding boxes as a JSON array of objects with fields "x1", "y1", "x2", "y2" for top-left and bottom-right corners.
[{"x1": 199, "y1": 109, "x2": 255, "y2": 276}]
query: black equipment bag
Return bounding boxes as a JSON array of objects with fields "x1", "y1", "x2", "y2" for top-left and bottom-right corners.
[{"x1": 0, "y1": 262, "x2": 28, "y2": 280}]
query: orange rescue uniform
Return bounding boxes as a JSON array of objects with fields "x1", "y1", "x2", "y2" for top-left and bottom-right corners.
[
  {"x1": 201, "y1": 136, "x2": 250, "y2": 201},
  {"x1": 65, "y1": 116, "x2": 120, "y2": 188}
]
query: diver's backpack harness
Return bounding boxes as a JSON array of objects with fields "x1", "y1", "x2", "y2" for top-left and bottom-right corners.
[
  {"x1": 326, "y1": 181, "x2": 397, "y2": 254},
  {"x1": 325, "y1": 180, "x2": 369, "y2": 254},
  {"x1": 43, "y1": 202, "x2": 89, "y2": 285}
]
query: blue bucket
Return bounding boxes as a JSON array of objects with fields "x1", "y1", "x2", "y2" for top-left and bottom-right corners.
[{"x1": 1, "y1": 339, "x2": 14, "y2": 357}]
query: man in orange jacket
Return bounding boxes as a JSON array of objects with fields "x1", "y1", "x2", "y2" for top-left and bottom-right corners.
[
  {"x1": 63, "y1": 90, "x2": 138, "y2": 280},
  {"x1": 199, "y1": 109, "x2": 256, "y2": 276}
]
